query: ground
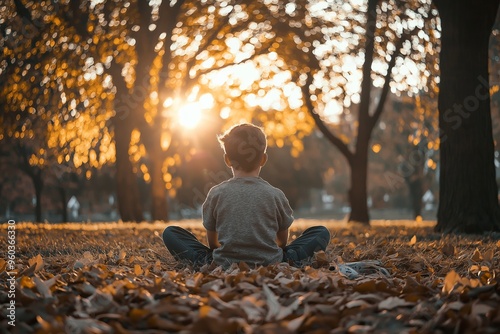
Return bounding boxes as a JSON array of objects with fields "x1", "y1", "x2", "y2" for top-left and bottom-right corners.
[{"x1": 1, "y1": 219, "x2": 499, "y2": 333}]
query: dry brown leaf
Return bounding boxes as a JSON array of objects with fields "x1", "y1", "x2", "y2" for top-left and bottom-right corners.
[
  {"x1": 470, "y1": 301, "x2": 495, "y2": 317},
  {"x1": 442, "y1": 270, "x2": 460, "y2": 294},
  {"x1": 186, "y1": 272, "x2": 204, "y2": 289},
  {"x1": 441, "y1": 243, "x2": 456, "y2": 256},
  {"x1": 345, "y1": 300, "x2": 371, "y2": 309},
  {"x1": 20, "y1": 275, "x2": 36, "y2": 288},
  {"x1": 33, "y1": 275, "x2": 59, "y2": 298},
  {"x1": 472, "y1": 248, "x2": 483, "y2": 262},
  {"x1": 378, "y1": 297, "x2": 413, "y2": 310},
  {"x1": 74, "y1": 252, "x2": 95, "y2": 269},
  {"x1": 65, "y1": 316, "x2": 113, "y2": 334},
  {"x1": 83, "y1": 290, "x2": 118, "y2": 314},
  {"x1": 263, "y1": 284, "x2": 281, "y2": 321},
  {"x1": 447, "y1": 301, "x2": 464, "y2": 311},
  {"x1": 0, "y1": 258, "x2": 6, "y2": 273},
  {"x1": 134, "y1": 264, "x2": 143, "y2": 276},
  {"x1": 409, "y1": 235, "x2": 417, "y2": 246},
  {"x1": 147, "y1": 314, "x2": 185, "y2": 331},
  {"x1": 482, "y1": 248, "x2": 494, "y2": 262},
  {"x1": 239, "y1": 296, "x2": 265, "y2": 323},
  {"x1": 19, "y1": 254, "x2": 44, "y2": 276},
  {"x1": 118, "y1": 250, "x2": 127, "y2": 261}
]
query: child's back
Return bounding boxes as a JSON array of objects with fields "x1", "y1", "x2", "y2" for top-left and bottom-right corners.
[{"x1": 203, "y1": 176, "x2": 293, "y2": 267}]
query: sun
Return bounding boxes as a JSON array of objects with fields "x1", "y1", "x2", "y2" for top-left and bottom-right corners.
[
  {"x1": 177, "y1": 103, "x2": 203, "y2": 129},
  {"x1": 173, "y1": 93, "x2": 214, "y2": 130}
]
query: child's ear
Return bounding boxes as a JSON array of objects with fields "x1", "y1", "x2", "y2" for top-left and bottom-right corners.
[
  {"x1": 260, "y1": 153, "x2": 268, "y2": 167},
  {"x1": 224, "y1": 154, "x2": 232, "y2": 167}
]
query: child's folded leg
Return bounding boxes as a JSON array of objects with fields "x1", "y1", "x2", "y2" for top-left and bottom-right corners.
[
  {"x1": 283, "y1": 226, "x2": 330, "y2": 266},
  {"x1": 162, "y1": 226, "x2": 212, "y2": 266}
]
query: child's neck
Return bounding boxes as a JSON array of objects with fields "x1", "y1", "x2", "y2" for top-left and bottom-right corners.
[{"x1": 232, "y1": 168, "x2": 261, "y2": 178}]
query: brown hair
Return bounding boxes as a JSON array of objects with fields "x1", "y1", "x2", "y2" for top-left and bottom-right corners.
[{"x1": 218, "y1": 123, "x2": 267, "y2": 172}]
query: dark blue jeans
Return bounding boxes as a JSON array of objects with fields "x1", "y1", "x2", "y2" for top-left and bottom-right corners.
[{"x1": 162, "y1": 225, "x2": 330, "y2": 267}]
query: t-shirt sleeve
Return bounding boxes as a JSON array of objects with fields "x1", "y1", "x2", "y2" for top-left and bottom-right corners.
[
  {"x1": 277, "y1": 191, "x2": 294, "y2": 231},
  {"x1": 202, "y1": 188, "x2": 217, "y2": 231}
]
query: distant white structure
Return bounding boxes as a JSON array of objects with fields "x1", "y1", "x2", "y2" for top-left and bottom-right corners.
[
  {"x1": 422, "y1": 190, "x2": 435, "y2": 210},
  {"x1": 67, "y1": 196, "x2": 80, "y2": 219}
]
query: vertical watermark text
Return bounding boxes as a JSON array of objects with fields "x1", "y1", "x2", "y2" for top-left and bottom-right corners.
[{"x1": 6, "y1": 220, "x2": 16, "y2": 327}]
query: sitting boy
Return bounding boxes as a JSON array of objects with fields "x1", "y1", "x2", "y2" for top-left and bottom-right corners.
[{"x1": 163, "y1": 123, "x2": 330, "y2": 268}]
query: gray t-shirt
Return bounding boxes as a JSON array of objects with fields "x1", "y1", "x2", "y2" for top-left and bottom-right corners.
[{"x1": 202, "y1": 176, "x2": 294, "y2": 267}]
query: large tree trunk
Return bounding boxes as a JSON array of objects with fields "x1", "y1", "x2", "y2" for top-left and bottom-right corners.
[
  {"x1": 348, "y1": 150, "x2": 370, "y2": 223},
  {"x1": 435, "y1": 0, "x2": 500, "y2": 233},
  {"x1": 59, "y1": 185, "x2": 68, "y2": 223},
  {"x1": 32, "y1": 171, "x2": 43, "y2": 222},
  {"x1": 114, "y1": 117, "x2": 144, "y2": 222},
  {"x1": 143, "y1": 127, "x2": 169, "y2": 221}
]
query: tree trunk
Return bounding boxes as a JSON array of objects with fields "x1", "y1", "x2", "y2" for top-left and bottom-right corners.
[
  {"x1": 33, "y1": 171, "x2": 43, "y2": 222},
  {"x1": 348, "y1": 150, "x2": 370, "y2": 223},
  {"x1": 59, "y1": 185, "x2": 68, "y2": 223},
  {"x1": 345, "y1": 0, "x2": 378, "y2": 225},
  {"x1": 407, "y1": 177, "x2": 423, "y2": 219},
  {"x1": 114, "y1": 117, "x2": 144, "y2": 222},
  {"x1": 435, "y1": 0, "x2": 500, "y2": 233},
  {"x1": 145, "y1": 127, "x2": 169, "y2": 221}
]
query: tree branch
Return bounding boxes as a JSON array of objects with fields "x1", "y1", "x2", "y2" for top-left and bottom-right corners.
[
  {"x1": 369, "y1": 33, "x2": 406, "y2": 130},
  {"x1": 301, "y1": 74, "x2": 354, "y2": 164},
  {"x1": 69, "y1": 0, "x2": 90, "y2": 40},
  {"x1": 13, "y1": 0, "x2": 34, "y2": 24}
]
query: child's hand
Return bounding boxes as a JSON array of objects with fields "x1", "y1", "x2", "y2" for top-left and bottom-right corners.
[
  {"x1": 206, "y1": 230, "x2": 220, "y2": 249},
  {"x1": 276, "y1": 228, "x2": 289, "y2": 249}
]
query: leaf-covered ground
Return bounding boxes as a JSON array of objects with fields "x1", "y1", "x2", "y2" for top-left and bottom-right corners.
[{"x1": 1, "y1": 219, "x2": 500, "y2": 334}]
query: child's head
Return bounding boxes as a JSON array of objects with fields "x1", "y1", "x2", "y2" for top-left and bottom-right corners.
[{"x1": 218, "y1": 123, "x2": 267, "y2": 172}]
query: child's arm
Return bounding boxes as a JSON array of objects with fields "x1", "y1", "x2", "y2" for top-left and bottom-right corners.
[
  {"x1": 276, "y1": 228, "x2": 289, "y2": 249},
  {"x1": 206, "y1": 230, "x2": 220, "y2": 249}
]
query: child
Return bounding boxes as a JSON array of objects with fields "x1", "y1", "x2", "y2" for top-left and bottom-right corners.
[{"x1": 163, "y1": 123, "x2": 330, "y2": 268}]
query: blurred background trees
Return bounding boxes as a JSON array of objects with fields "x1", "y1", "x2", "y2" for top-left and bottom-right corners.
[{"x1": 1, "y1": 0, "x2": 499, "y2": 233}]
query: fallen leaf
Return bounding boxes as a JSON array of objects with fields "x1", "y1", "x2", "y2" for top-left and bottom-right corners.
[
  {"x1": 378, "y1": 297, "x2": 413, "y2": 310},
  {"x1": 409, "y1": 235, "x2": 417, "y2": 246},
  {"x1": 19, "y1": 254, "x2": 44, "y2": 276},
  {"x1": 287, "y1": 314, "x2": 307, "y2": 332},
  {"x1": 442, "y1": 270, "x2": 460, "y2": 294},
  {"x1": 345, "y1": 299, "x2": 371, "y2": 309},
  {"x1": 482, "y1": 248, "x2": 494, "y2": 262},
  {"x1": 134, "y1": 264, "x2": 143, "y2": 276},
  {"x1": 441, "y1": 244, "x2": 456, "y2": 256},
  {"x1": 263, "y1": 284, "x2": 281, "y2": 321},
  {"x1": 470, "y1": 301, "x2": 495, "y2": 317},
  {"x1": 472, "y1": 248, "x2": 483, "y2": 262},
  {"x1": 83, "y1": 290, "x2": 118, "y2": 314},
  {"x1": 33, "y1": 275, "x2": 59, "y2": 298},
  {"x1": 65, "y1": 316, "x2": 113, "y2": 334}
]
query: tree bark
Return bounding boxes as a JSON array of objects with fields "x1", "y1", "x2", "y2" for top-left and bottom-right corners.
[
  {"x1": 58, "y1": 185, "x2": 68, "y2": 223},
  {"x1": 114, "y1": 116, "x2": 144, "y2": 222},
  {"x1": 407, "y1": 177, "x2": 423, "y2": 219},
  {"x1": 128, "y1": 1, "x2": 169, "y2": 222},
  {"x1": 348, "y1": 149, "x2": 370, "y2": 223},
  {"x1": 32, "y1": 170, "x2": 43, "y2": 222},
  {"x1": 345, "y1": 0, "x2": 378, "y2": 224},
  {"x1": 434, "y1": 0, "x2": 500, "y2": 233},
  {"x1": 143, "y1": 127, "x2": 169, "y2": 221}
]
